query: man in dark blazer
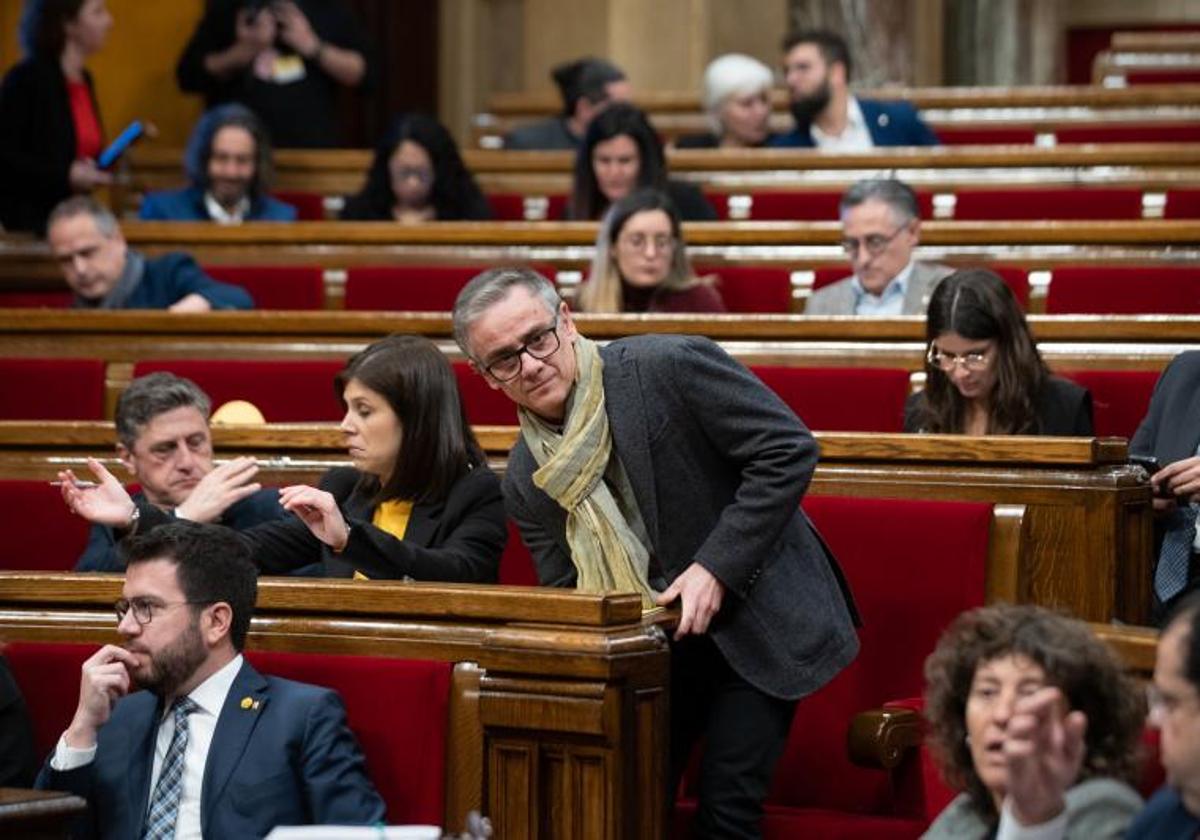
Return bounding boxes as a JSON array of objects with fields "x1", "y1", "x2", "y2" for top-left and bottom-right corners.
[
  {"x1": 769, "y1": 30, "x2": 938, "y2": 149},
  {"x1": 37, "y1": 522, "x2": 385, "y2": 837},
  {"x1": 1131, "y1": 350, "x2": 1200, "y2": 622},
  {"x1": 453, "y1": 268, "x2": 859, "y2": 838},
  {"x1": 76, "y1": 371, "x2": 286, "y2": 573}
]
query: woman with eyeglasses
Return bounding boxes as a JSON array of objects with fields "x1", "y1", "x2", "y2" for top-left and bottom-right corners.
[
  {"x1": 905, "y1": 269, "x2": 1093, "y2": 436},
  {"x1": 922, "y1": 603, "x2": 1144, "y2": 840},
  {"x1": 340, "y1": 113, "x2": 492, "y2": 222},
  {"x1": 59, "y1": 335, "x2": 507, "y2": 582},
  {"x1": 579, "y1": 188, "x2": 725, "y2": 314},
  {"x1": 568, "y1": 102, "x2": 717, "y2": 222}
]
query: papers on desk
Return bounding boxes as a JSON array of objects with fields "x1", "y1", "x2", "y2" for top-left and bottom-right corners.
[{"x1": 266, "y1": 827, "x2": 440, "y2": 840}]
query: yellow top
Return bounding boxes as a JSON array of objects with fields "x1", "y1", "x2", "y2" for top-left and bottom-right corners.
[{"x1": 353, "y1": 499, "x2": 415, "y2": 580}]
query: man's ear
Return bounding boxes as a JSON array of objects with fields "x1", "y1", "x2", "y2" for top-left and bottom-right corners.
[
  {"x1": 203, "y1": 601, "x2": 234, "y2": 648},
  {"x1": 116, "y1": 442, "x2": 137, "y2": 479}
]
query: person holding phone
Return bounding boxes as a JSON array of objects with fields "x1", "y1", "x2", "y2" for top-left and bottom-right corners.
[
  {"x1": 921, "y1": 604, "x2": 1144, "y2": 840},
  {"x1": 1131, "y1": 351, "x2": 1200, "y2": 622},
  {"x1": 176, "y1": 0, "x2": 372, "y2": 148},
  {"x1": 0, "y1": 0, "x2": 114, "y2": 234}
]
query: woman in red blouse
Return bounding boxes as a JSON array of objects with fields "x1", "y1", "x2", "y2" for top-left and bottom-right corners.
[{"x1": 0, "y1": 0, "x2": 114, "y2": 233}]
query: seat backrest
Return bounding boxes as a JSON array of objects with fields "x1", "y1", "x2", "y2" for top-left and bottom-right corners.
[
  {"x1": 1166, "y1": 188, "x2": 1200, "y2": 220},
  {"x1": 0, "y1": 480, "x2": 93, "y2": 570},
  {"x1": 2, "y1": 642, "x2": 453, "y2": 826},
  {"x1": 273, "y1": 191, "x2": 327, "y2": 221},
  {"x1": 498, "y1": 519, "x2": 538, "y2": 585},
  {"x1": 1057, "y1": 369, "x2": 1159, "y2": 438},
  {"x1": 0, "y1": 292, "x2": 73, "y2": 308},
  {"x1": 1045, "y1": 266, "x2": 1200, "y2": 315},
  {"x1": 452, "y1": 362, "x2": 518, "y2": 426},
  {"x1": 1057, "y1": 123, "x2": 1200, "y2": 144},
  {"x1": 344, "y1": 266, "x2": 482, "y2": 311},
  {"x1": 693, "y1": 265, "x2": 793, "y2": 313},
  {"x1": 0, "y1": 358, "x2": 106, "y2": 420},
  {"x1": 751, "y1": 366, "x2": 910, "y2": 432},
  {"x1": 202, "y1": 265, "x2": 326, "y2": 310},
  {"x1": 934, "y1": 126, "x2": 1038, "y2": 145},
  {"x1": 767, "y1": 497, "x2": 992, "y2": 813},
  {"x1": 951, "y1": 188, "x2": 1144, "y2": 221},
  {"x1": 131, "y1": 360, "x2": 344, "y2": 422}
]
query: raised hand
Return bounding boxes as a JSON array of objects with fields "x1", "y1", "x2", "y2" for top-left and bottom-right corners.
[
  {"x1": 1002, "y1": 686, "x2": 1087, "y2": 826},
  {"x1": 64, "y1": 644, "x2": 139, "y2": 748},
  {"x1": 68, "y1": 159, "x2": 113, "y2": 193},
  {"x1": 274, "y1": 1, "x2": 320, "y2": 58},
  {"x1": 175, "y1": 456, "x2": 261, "y2": 523},
  {"x1": 279, "y1": 484, "x2": 350, "y2": 551},
  {"x1": 655, "y1": 562, "x2": 725, "y2": 640},
  {"x1": 59, "y1": 458, "x2": 136, "y2": 527}
]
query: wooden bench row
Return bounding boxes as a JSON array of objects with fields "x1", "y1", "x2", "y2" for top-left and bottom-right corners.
[{"x1": 0, "y1": 422, "x2": 1152, "y2": 625}]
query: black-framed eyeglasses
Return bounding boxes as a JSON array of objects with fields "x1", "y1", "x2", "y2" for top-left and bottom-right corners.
[
  {"x1": 840, "y1": 224, "x2": 910, "y2": 257},
  {"x1": 115, "y1": 597, "x2": 212, "y2": 626},
  {"x1": 480, "y1": 317, "x2": 561, "y2": 382}
]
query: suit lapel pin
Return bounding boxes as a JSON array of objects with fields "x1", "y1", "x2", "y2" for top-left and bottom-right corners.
[
  {"x1": 252, "y1": 700, "x2": 261, "y2": 710},
  {"x1": 878, "y1": 113, "x2": 890, "y2": 127},
  {"x1": 240, "y1": 696, "x2": 254, "y2": 710}
]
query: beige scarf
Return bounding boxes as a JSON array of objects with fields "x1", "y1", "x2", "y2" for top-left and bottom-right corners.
[{"x1": 518, "y1": 336, "x2": 657, "y2": 608}]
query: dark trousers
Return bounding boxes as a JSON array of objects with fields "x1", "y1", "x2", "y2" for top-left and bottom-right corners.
[{"x1": 668, "y1": 634, "x2": 797, "y2": 839}]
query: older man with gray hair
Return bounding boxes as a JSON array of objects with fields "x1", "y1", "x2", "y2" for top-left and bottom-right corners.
[
  {"x1": 805, "y1": 178, "x2": 952, "y2": 316},
  {"x1": 73, "y1": 372, "x2": 284, "y2": 572},
  {"x1": 453, "y1": 267, "x2": 859, "y2": 837}
]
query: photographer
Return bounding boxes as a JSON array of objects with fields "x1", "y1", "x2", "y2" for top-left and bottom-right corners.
[
  {"x1": 1131, "y1": 350, "x2": 1200, "y2": 623},
  {"x1": 176, "y1": 0, "x2": 373, "y2": 148}
]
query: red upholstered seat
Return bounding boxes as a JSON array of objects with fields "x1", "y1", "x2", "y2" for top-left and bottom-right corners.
[
  {"x1": 0, "y1": 292, "x2": 73, "y2": 307},
  {"x1": 1057, "y1": 124, "x2": 1200, "y2": 144},
  {"x1": 1044, "y1": 266, "x2": 1200, "y2": 314},
  {"x1": 1057, "y1": 369, "x2": 1159, "y2": 439},
  {"x1": 674, "y1": 497, "x2": 992, "y2": 839},
  {"x1": 0, "y1": 480, "x2": 93, "y2": 570},
  {"x1": 345, "y1": 265, "x2": 483, "y2": 311},
  {"x1": 692, "y1": 265, "x2": 793, "y2": 313},
  {"x1": 751, "y1": 367, "x2": 910, "y2": 432},
  {"x1": 0, "y1": 358, "x2": 106, "y2": 420},
  {"x1": 452, "y1": 362, "x2": 518, "y2": 426},
  {"x1": 132, "y1": 359, "x2": 344, "y2": 421},
  {"x1": 499, "y1": 519, "x2": 538, "y2": 585},
  {"x1": 485, "y1": 193, "x2": 568, "y2": 221},
  {"x1": 810, "y1": 266, "x2": 848, "y2": 292},
  {"x1": 951, "y1": 188, "x2": 1144, "y2": 220},
  {"x1": 704, "y1": 191, "x2": 935, "y2": 221},
  {"x1": 2, "y1": 642, "x2": 452, "y2": 826},
  {"x1": 1126, "y1": 71, "x2": 1200, "y2": 85},
  {"x1": 202, "y1": 265, "x2": 326, "y2": 310},
  {"x1": 934, "y1": 127, "x2": 1038, "y2": 145},
  {"x1": 273, "y1": 191, "x2": 327, "y2": 221},
  {"x1": 1166, "y1": 189, "x2": 1200, "y2": 219}
]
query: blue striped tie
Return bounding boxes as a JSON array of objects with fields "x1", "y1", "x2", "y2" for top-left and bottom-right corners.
[
  {"x1": 1156, "y1": 502, "x2": 1198, "y2": 603},
  {"x1": 141, "y1": 696, "x2": 199, "y2": 840}
]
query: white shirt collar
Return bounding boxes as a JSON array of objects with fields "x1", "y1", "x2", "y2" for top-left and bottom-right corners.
[
  {"x1": 179, "y1": 652, "x2": 243, "y2": 719},
  {"x1": 852, "y1": 257, "x2": 916, "y2": 301},
  {"x1": 204, "y1": 192, "x2": 250, "y2": 225},
  {"x1": 810, "y1": 96, "x2": 875, "y2": 151}
]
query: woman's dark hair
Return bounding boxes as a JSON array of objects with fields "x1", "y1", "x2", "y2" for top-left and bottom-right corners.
[
  {"x1": 924, "y1": 604, "x2": 1145, "y2": 823},
  {"x1": 915, "y1": 269, "x2": 1049, "y2": 434},
  {"x1": 184, "y1": 103, "x2": 274, "y2": 202},
  {"x1": 20, "y1": 0, "x2": 85, "y2": 57},
  {"x1": 570, "y1": 103, "x2": 667, "y2": 220},
  {"x1": 334, "y1": 334, "x2": 485, "y2": 505},
  {"x1": 340, "y1": 113, "x2": 491, "y2": 221}
]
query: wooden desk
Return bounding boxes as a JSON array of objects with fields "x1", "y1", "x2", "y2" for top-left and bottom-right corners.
[
  {"x1": 0, "y1": 787, "x2": 87, "y2": 838},
  {"x1": 0, "y1": 423, "x2": 1153, "y2": 624}
]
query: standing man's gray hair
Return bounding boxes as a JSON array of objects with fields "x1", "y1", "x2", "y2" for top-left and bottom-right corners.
[
  {"x1": 452, "y1": 267, "x2": 563, "y2": 357},
  {"x1": 839, "y1": 179, "x2": 921, "y2": 223}
]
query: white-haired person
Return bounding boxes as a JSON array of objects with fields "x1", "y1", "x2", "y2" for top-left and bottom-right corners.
[{"x1": 676, "y1": 53, "x2": 776, "y2": 149}]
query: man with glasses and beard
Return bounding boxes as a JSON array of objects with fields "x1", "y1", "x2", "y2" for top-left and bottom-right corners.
[
  {"x1": 769, "y1": 30, "x2": 938, "y2": 150},
  {"x1": 36, "y1": 522, "x2": 385, "y2": 837},
  {"x1": 806, "y1": 179, "x2": 951, "y2": 316}
]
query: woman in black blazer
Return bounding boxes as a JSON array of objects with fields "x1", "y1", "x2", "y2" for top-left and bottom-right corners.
[
  {"x1": 905, "y1": 269, "x2": 1093, "y2": 436},
  {"x1": 60, "y1": 335, "x2": 508, "y2": 582},
  {"x1": 0, "y1": 0, "x2": 114, "y2": 233}
]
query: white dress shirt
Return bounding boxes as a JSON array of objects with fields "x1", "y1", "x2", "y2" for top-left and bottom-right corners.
[
  {"x1": 52, "y1": 653, "x2": 245, "y2": 840},
  {"x1": 810, "y1": 96, "x2": 876, "y2": 151},
  {"x1": 204, "y1": 192, "x2": 250, "y2": 224},
  {"x1": 852, "y1": 258, "x2": 915, "y2": 316}
]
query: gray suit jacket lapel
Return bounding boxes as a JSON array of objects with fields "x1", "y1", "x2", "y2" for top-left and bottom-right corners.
[{"x1": 601, "y1": 345, "x2": 660, "y2": 547}]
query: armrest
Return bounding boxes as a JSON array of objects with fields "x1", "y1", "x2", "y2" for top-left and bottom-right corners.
[{"x1": 847, "y1": 705, "x2": 925, "y2": 770}]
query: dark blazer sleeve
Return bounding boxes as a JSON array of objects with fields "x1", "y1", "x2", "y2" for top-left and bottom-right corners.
[
  {"x1": 175, "y1": 0, "x2": 238, "y2": 100},
  {"x1": 502, "y1": 452, "x2": 577, "y2": 588},
  {"x1": 74, "y1": 523, "x2": 122, "y2": 572},
  {"x1": 296, "y1": 688, "x2": 387, "y2": 824},
  {"x1": 903, "y1": 391, "x2": 925, "y2": 433},
  {"x1": 1037, "y1": 376, "x2": 1094, "y2": 436},
  {"x1": 149, "y1": 253, "x2": 254, "y2": 309},
  {"x1": 0, "y1": 656, "x2": 37, "y2": 788},
  {"x1": 894, "y1": 101, "x2": 940, "y2": 146},
  {"x1": 666, "y1": 179, "x2": 718, "y2": 221}
]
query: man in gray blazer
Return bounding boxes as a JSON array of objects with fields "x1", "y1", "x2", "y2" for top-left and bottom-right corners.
[
  {"x1": 805, "y1": 178, "x2": 952, "y2": 316},
  {"x1": 453, "y1": 267, "x2": 859, "y2": 838}
]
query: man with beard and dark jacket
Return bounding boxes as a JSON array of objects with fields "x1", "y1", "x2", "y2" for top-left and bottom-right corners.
[{"x1": 769, "y1": 30, "x2": 938, "y2": 150}]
